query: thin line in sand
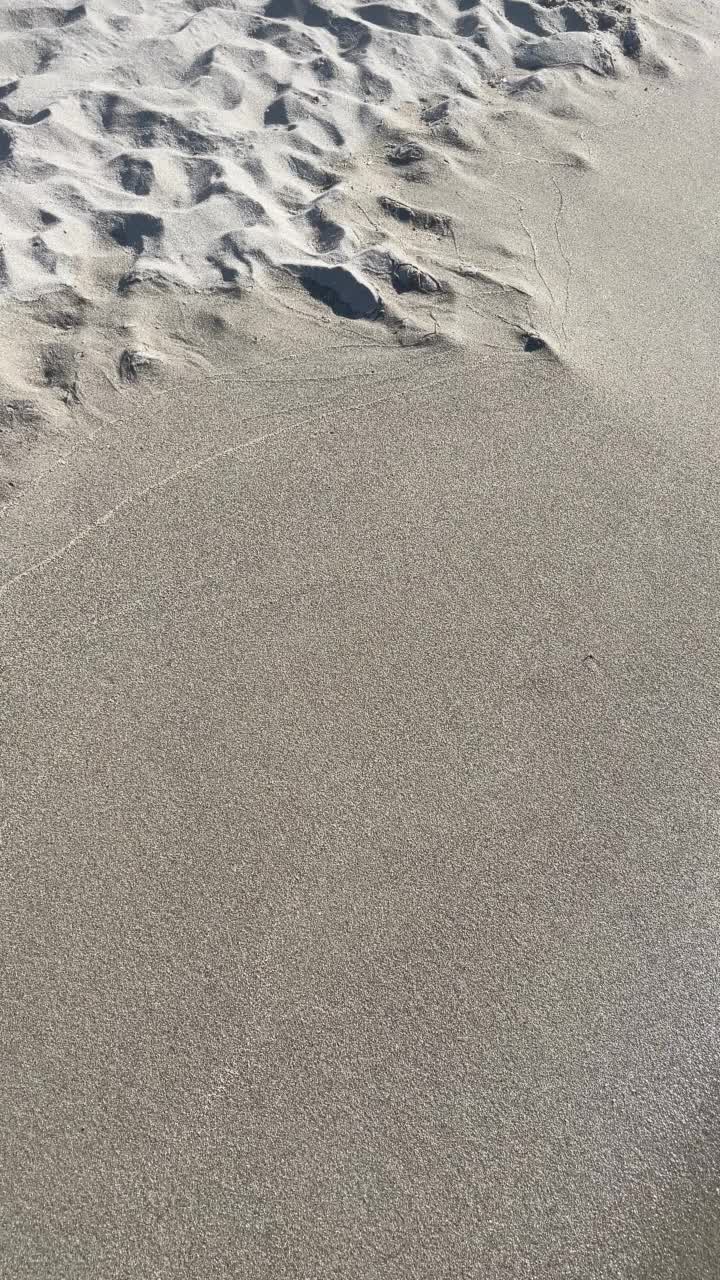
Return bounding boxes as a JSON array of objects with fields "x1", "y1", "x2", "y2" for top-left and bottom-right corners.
[
  {"x1": 0, "y1": 423, "x2": 297, "y2": 604},
  {"x1": 0, "y1": 381, "x2": 449, "y2": 602}
]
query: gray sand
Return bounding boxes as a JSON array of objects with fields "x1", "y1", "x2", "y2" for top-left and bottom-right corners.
[{"x1": 2, "y1": 22, "x2": 720, "y2": 1280}]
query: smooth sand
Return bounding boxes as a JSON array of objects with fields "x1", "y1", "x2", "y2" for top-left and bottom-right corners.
[{"x1": 2, "y1": 9, "x2": 720, "y2": 1280}]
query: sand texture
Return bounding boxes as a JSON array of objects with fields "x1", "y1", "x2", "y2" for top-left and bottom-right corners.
[
  {"x1": 0, "y1": 0, "x2": 704, "y2": 315},
  {"x1": 0, "y1": 0, "x2": 711, "y2": 506},
  {"x1": 2, "y1": 0, "x2": 720, "y2": 1277}
]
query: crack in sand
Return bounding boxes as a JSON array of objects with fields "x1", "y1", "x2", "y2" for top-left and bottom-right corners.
[
  {"x1": 515, "y1": 200, "x2": 560, "y2": 346},
  {"x1": 551, "y1": 175, "x2": 572, "y2": 347}
]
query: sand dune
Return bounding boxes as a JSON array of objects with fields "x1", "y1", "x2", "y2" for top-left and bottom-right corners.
[
  {"x1": 0, "y1": 0, "x2": 710, "y2": 504},
  {"x1": 0, "y1": 0, "x2": 694, "y2": 316}
]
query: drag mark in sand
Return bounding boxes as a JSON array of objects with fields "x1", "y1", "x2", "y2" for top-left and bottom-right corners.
[
  {"x1": 0, "y1": 422, "x2": 304, "y2": 604},
  {"x1": 0, "y1": 383, "x2": 430, "y2": 603}
]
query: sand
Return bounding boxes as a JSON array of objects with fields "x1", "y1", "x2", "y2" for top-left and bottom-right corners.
[
  {"x1": 2, "y1": 0, "x2": 720, "y2": 1276},
  {"x1": 0, "y1": 0, "x2": 681, "y2": 309}
]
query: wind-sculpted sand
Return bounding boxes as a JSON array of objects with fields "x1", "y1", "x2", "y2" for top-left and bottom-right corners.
[
  {"x1": 0, "y1": 0, "x2": 709, "y2": 501},
  {"x1": 0, "y1": 0, "x2": 702, "y2": 314}
]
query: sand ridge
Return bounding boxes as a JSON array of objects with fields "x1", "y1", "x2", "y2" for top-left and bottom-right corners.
[
  {"x1": 0, "y1": 0, "x2": 696, "y2": 314},
  {"x1": 0, "y1": 0, "x2": 711, "y2": 506}
]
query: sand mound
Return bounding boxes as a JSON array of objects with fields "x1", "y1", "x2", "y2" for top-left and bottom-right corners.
[
  {"x1": 0, "y1": 0, "x2": 711, "y2": 502},
  {"x1": 0, "y1": 0, "x2": 683, "y2": 319}
]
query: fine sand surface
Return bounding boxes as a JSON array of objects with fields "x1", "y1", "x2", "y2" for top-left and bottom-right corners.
[{"x1": 2, "y1": 1, "x2": 720, "y2": 1277}]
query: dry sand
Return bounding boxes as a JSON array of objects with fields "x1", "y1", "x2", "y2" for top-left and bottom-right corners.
[
  {"x1": 2, "y1": 1, "x2": 720, "y2": 1276},
  {"x1": 0, "y1": 0, "x2": 692, "y2": 312}
]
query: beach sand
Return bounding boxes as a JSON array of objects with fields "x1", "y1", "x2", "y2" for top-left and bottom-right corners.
[{"x1": 2, "y1": 2, "x2": 720, "y2": 1276}]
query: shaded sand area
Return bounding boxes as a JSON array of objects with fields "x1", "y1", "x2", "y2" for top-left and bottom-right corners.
[{"x1": 2, "y1": 4, "x2": 720, "y2": 1278}]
